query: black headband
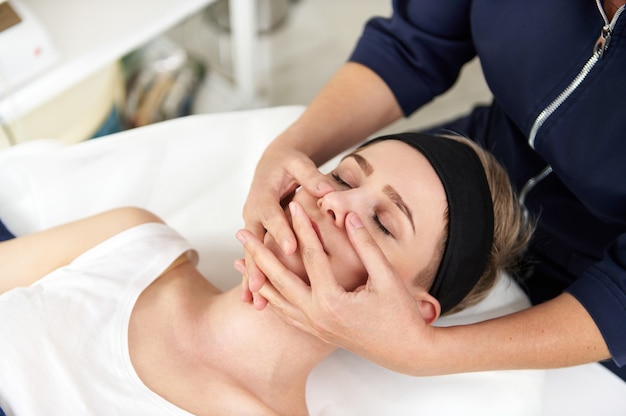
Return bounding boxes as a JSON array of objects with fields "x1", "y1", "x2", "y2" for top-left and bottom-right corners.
[{"x1": 361, "y1": 133, "x2": 494, "y2": 314}]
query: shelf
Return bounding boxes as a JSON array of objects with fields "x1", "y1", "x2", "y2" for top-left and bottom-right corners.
[{"x1": 0, "y1": 0, "x2": 217, "y2": 123}]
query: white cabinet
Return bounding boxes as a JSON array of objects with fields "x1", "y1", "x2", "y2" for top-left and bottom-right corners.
[{"x1": 0, "y1": 0, "x2": 257, "y2": 146}]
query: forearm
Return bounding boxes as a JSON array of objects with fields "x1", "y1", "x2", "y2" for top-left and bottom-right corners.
[
  {"x1": 419, "y1": 293, "x2": 611, "y2": 376},
  {"x1": 267, "y1": 62, "x2": 403, "y2": 166}
]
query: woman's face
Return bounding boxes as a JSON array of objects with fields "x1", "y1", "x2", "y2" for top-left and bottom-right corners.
[{"x1": 264, "y1": 140, "x2": 448, "y2": 293}]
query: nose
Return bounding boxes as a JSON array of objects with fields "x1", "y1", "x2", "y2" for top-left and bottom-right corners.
[{"x1": 317, "y1": 191, "x2": 353, "y2": 228}]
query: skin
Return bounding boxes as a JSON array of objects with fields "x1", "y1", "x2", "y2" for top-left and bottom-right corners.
[
  {"x1": 263, "y1": 140, "x2": 447, "y2": 305},
  {"x1": 605, "y1": 0, "x2": 626, "y2": 20},
  {"x1": 240, "y1": 61, "x2": 612, "y2": 375}
]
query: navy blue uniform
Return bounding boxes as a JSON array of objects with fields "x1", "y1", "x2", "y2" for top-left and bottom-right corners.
[{"x1": 350, "y1": 0, "x2": 626, "y2": 376}]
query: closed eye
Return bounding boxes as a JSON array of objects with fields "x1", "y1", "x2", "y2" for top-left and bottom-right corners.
[
  {"x1": 331, "y1": 172, "x2": 351, "y2": 188},
  {"x1": 332, "y1": 171, "x2": 393, "y2": 237},
  {"x1": 373, "y1": 214, "x2": 392, "y2": 236}
]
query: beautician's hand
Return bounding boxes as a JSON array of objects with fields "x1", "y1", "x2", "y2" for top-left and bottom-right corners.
[
  {"x1": 236, "y1": 201, "x2": 435, "y2": 374},
  {"x1": 241, "y1": 145, "x2": 334, "y2": 308}
]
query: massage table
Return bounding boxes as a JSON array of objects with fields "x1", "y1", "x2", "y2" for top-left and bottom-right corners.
[{"x1": 0, "y1": 106, "x2": 624, "y2": 415}]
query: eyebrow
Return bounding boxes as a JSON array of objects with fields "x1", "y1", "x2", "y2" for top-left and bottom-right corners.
[
  {"x1": 344, "y1": 153, "x2": 416, "y2": 233},
  {"x1": 344, "y1": 153, "x2": 373, "y2": 176},
  {"x1": 384, "y1": 185, "x2": 416, "y2": 233}
]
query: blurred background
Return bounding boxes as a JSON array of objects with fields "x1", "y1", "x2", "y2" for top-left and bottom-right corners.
[{"x1": 0, "y1": 0, "x2": 491, "y2": 148}]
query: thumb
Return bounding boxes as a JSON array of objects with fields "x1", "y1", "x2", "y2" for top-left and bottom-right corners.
[{"x1": 286, "y1": 155, "x2": 334, "y2": 198}]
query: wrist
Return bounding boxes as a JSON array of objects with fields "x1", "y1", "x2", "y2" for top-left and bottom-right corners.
[
  {"x1": 405, "y1": 324, "x2": 449, "y2": 376},
  {"x1": 367, "y1": 321, "x2": 447, "y2": 377}
]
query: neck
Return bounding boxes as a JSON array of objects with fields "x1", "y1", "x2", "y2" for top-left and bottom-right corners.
[
  {"x1": 188, "y1": 287, "x2": 336, "y2": 413},
  {"x1": 604, "y1": 0, "x2": 626, "y2": 21}
]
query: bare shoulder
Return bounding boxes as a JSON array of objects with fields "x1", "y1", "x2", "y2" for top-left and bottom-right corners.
[{"x1": 93, "y1": 207, "x2": 164, "y2": 233}]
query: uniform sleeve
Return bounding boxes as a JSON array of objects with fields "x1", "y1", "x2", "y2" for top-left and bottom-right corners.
[
  {"x1": 349, "y1": 0, "x2": 477, "y2": 116},
  {"x1": 566, "y1": 233, "x2": 626, "y2": 367}
]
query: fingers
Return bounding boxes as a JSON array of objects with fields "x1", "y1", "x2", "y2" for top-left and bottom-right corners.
[
  {"x1": 236, "y1": 257, "x2": 269, "y2": 309},
  {"x1": 257, "y1": 282, "x2": 320, "y2": 337},
  {"x1": 236, "y1": 228, "x2": 311, "y2": 307},
  {"x1": 285, "y1": 155, "x2": 335, "y2": 199},
  {"x1": 345, "y1": 212, "x2": 395, "y2": 281},
  {"x1": 240, "y1": 147, "x2": 331, "y2": 298},
  {"x1": 244, "y1": 251, "x2": 267, "y2": 293},
  {"x1": 246, "y1": 154, "x2": 333, "y2": 255},
  {"x1": 244, "y1": 192, "x2": 297, "y2": 256},
  {"x1": 288, "y1": 201, "x2": 341, "y2": 295},
  {"x1": 242, "y1": 183, "x2": 293, "y2": 299},
  {"x1": 239, "y1": 145, "x2": 335, "y2": 314},
  {"x1": 234, "y1": 258, "x2": 253, "y2": 303}
]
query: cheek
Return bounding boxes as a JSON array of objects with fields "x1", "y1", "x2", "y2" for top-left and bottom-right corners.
[
  {"x1": 328, "y1": 250, "x2": 367, "y2": 291},
  {"x1": 388, "y1": 244, "x2": 434, "y2": 292}
]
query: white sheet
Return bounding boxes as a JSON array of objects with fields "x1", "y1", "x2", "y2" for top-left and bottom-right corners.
[{"x1": 0, "y1": 105, "x2": 623, "y2": 415}]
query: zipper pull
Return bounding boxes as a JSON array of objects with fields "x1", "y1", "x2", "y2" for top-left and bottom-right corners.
[{"x1": 595, "y1": 24, "x2": 612, "y2": 58}]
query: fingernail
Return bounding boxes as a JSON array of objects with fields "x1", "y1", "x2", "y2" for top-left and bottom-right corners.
[
  {"x1": 236, "y1": 230, "x2": 247, "y2": 244},
  {"x1": 348, "y1": 212, "x2": 364, "y2": 228},
  {"x1": 288, "y1": 201, "x2": 298, "y2": 217},
  {"x1": 317, "y1": 180, "x2": 334, "y2": 193},
  {"x1": 282, "y1": 239, "x2": 292, "y2": 254}
]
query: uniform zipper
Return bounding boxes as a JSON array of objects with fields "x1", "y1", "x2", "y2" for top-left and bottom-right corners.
[
  {"x1": 520, "y1": 2, "x2": 624, "y2": 209},
  {"x1": 528, "y1": 2, "x2": 623, "y2": 149},
  {"x1": 519, "y1": 164, "x2": 553, "y2": 207},
  {"x1": 595, "y1": 0, "x2": 616, "y2": 57}
]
